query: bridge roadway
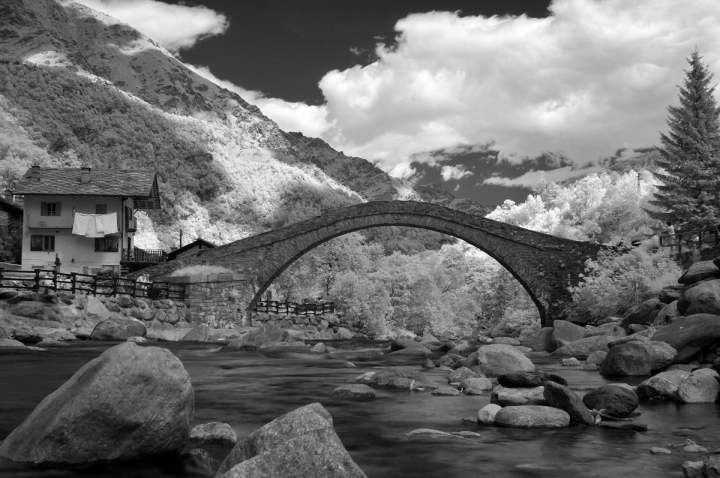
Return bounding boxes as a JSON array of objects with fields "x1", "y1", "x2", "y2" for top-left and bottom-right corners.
[{"x1": 135, "y1": 201, "x2": 604, "y2": 327}]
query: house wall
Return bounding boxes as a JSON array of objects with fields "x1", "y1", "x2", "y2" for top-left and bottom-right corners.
[{"x1": 21, "y1": 195, "x2": 136, "y2": 273}]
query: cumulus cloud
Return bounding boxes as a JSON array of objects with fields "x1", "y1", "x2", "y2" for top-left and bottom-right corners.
[
  {"x1": 483, "y1": 165, "x2": 606, "y2": 188},
  {"x1": 440, "y1": 165, "x2": 473, "y2": 181},
  {"x1": 76, "y1": 0, "x2": 228, "y2": 52},
  {"x1": 317, "y1": 0, "x2": 720, "y2": 174}
]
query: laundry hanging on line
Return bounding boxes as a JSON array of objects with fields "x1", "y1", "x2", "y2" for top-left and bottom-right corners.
[{"x1": 72, "y1": 212, "x2": 118, "y2": 237}]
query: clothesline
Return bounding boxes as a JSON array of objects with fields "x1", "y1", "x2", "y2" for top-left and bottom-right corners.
[{"x1": 72, "y1": 212, "x2": 118, "y2": 237}]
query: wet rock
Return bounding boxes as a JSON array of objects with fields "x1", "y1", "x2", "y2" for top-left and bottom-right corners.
[
  {"x1": 0, "y1": 338, "x2": 25, "y2": 347},
  {"x1": 477, "y1": 404, "x2": 502, "y2": 424},
  {"x1": 432, "y1": 386, "x2": 461, "y2": 396},
  {"x1": 476, "y1": 344, "x2": 535, "y2": 377},
  {"x1": 437, "y1": 353, "x2": 466, "y2": 369},
  {"x1": 522, "y1": 327, "x2": 554, "y2": 352},
  {"x1": 636, "y1": 370, "x2": 690, "y2": 401},
  {"x1": 652, "y1": 314, "x2": 720, "y2": 363},
  {"x1": 683, "y1": 440, "x2": 708, "y2": 453},
  {"x1": 356, "y1": 368, "x2": 437, "y2": 390},
  {"x1": 182, "y1": 448, "x2": 218, "y2": 476},
  {"x1": 10, "y1": 329, "x2": 42, "y2": 344},
  {"x1": 586, "y1": 350, "x2": 607, "y2": 366},
  {"x1": 599, "y1": 341, "x2": 676, "y2": 377},
  {"x1": 550, "y1": 335, "x2": 616, "y2": 359},
  {"x1": 492, "y1": 386, "x2": 547, "y2": 406},
  {"x1": 497, "y1": 371, "x2": 567, "y2": 388},
  {"x1": 182, "y1": 324, "x2": 209, "y2": 342},
  {"x1": 495, "y1": 405, "x2": 570, "y2": 428},
  {"x1": 597, "y1": 421, "x2": 648, "y2": 431},
  {"x1": 225, "y1": 324, "x2": 295, "y2": 351},
  {"x1": 562, "y1": 357, "x2": 582, "y2": 366},
  {"x1": 582, "y1": 384, "x2": 638, "y2": 418},
  {"x1": 649, "y1": 447, "x2": 671, "y2": 454},
  {"x1": 404, "y1": 429, "x2": 463, "y2": 441},
  {"x1": 682, "y1": 460, "x2": 705, "y2": 478},
  {"x1": 312, "y1": 343, "x2": 328, "y2": 353},
  {"x1": 90, "y1": 317, "x2": 147, "y2": 341},
  {"x1": 552, "y1": 320, "x2": 587, "y2": 348},
  {"x1": 189, "y1": 422, "x2": 237, "y2": 446},
  {"x1": 461, "y1": 377, "x2": 493, "y2": 390},
  {"x1": 543, "y1": 381, "x2": 595, "y2": 425},
  {"x1": 331, "y1": 384, "x2": 376, "y2": 400},
  {"x1": 704, "y1": 455, "x2": 720, "y2": 477},
  {"x1": 215, "y1": 403, "x2": 366, "y2": 478},
  {"x1": 448, "y1": 367, "x2": 479, "y2": 383},
  {"x1": 676, "y1": 368, "x2": 720, "y2": 403},
  {"x1": 0, "y1": 343, "x2": 193, "y2": 467}
]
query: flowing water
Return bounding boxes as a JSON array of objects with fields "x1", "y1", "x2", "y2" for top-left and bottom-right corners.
[{"x1": 0, "y1": 340, "x2": 718, "y2": 477}]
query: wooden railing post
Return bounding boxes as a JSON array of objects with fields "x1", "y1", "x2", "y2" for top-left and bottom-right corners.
[
  {"x1": 71, "y1": 273, "x2": 76, "y2": 293},
  {"x1": 34, "y1": 270, "x2": 40, "y2": 292}
]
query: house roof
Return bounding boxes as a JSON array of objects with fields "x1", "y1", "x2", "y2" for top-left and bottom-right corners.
[
  {"x1": 167, "y1": 238, "x2": 216, "y2": 261},
  {"x1": 0, "y1": 197, "x2": 22, "y2": 214},
  {"x1": 13, "y1": 167, "x2": 161, "y2": 210}
]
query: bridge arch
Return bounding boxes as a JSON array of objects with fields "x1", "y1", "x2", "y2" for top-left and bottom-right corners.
[{"x1": 139, "y1": 201, "x2": 603, "y2": 327}]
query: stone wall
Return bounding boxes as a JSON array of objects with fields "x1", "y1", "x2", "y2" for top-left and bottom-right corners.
[{"x1": 163, "y1": 273, "x2": 249, "y2": 328}]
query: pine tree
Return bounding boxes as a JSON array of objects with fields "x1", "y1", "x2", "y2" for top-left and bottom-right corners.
[{"x1": 650, "y1": 50, "x2": 720, "y2": 230}]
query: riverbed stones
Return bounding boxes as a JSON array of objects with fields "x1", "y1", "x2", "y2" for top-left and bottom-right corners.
[
  {"x1": 448, "y1": 367, "x2": 479, "y2": 383},
  {"x1": 388, "y1": 346, "x2": 433, "y2": 357},
  {"x1": 676, "y1": 368, "x2": 720, "y2": 403},
  {"x1": 599, "y1": 341, "x2": 676, "y2": 376},
  {"x1": 636, "y1": 370, "x2": 690, "y2": 401},
  {"x1": 682, "y1": 460, "x2": 705, "y2": 478},
  {"x1": 497, "y1": 371, "x2": 567, "y2": 388},
  {"x1": 215, "y1": 402, "x2": 366, "y2": 478},
  {"x1": 552, "y1": 320, "x2": 587, "y2": 347},
  {"x1": 189, "y1": 422, "x2": 237, "y2": 446},
  {"x1": 432, "y1": 386, "x2": 461, "y2": 396},
  {"x1": 356, "y1": 368, "x2": 437, "y2": 390},
  {"x1": 681, "y1": 280, "x2": 720, "y2": 316},
  {"x1": 331, "y1": 384, "x2": 376, "y2": 400},
  {"x1": 494, "y1": 405, "x2": 570, "y2": 429},
  {"x1": 10, "y1": 301, "x2": 61, "y2": 323},
  {"x1": 437, "y1": 353, "x2": 466, "y2": 369},
  {"x1": 182, "y1": 324, "x2": 210, "y2": 342},
  {"x1": 0, "y1": 342, "x2": 193, "y2": 467},
  {"x1": 461, "y1": 377, "x2": 493, "y2": 391},
  {"x1": 477, "y1": 404, "x2": 502, "y2": 424},
  {"x1": 651, "y1": 314, "x2": 720, "y2": 363},
  {"x1": 89, "y1": 317, "x2": 147, "y2": 341},
  {"x1": 259, "y1": 341, "x2": 311, "y2": 353},
  {"x1": 680, "y1": 260, "x2": 720, "y2": 286},
  {"x1": 543, "y1": 381, "x2": 594, "y2": 425},
  {"x1": 522, "y1": 327, "x2": 554, "y2": 352},
  {"x1": 582, "y1": 384, "x2": 638, "y2": 418},
  {"x1": 85, "y1": 296, "x2": 111, "y2": 319},
  {"x1": 550, "y1": 335, "x2": 616, "y2": 359},
  {"x1": 475, "y1": 344, "x2": 535, "y2": 377},
  {"x1": 225, "y1": 323, "x2": 295, "y2": 351},
  {"x1": 621, "y1": 298, "x2": 664, "y2": 329},
  {"x1": 492, "y1": 386, "x2": 547, "y2": 406},
  {"x1": 650, "y1": 447, "x2": 672, "y2": 454},
  {"x1": 0, "y1": 338, "x2": 25, "y2": 347},
  {"x1": 597, "y1": 421, "x2": 648, "y2": 431}
]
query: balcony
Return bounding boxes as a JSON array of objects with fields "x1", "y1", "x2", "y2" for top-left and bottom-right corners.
[
  {"x1": 120, "y1": 247, "x2": 167, "y2": 274},
  {"x1": 27, "y1": 214, "x2": 73, "y2": 229}
]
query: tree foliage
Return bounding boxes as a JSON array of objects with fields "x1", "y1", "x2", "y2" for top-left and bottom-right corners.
[{"x1": 650, "y1": 50, "x2": 720, "y2": 229}]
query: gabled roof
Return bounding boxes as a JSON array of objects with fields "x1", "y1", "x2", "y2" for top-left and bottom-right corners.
[
  {"x1": 167, "y1": 238, "x2": 216, "y2": 261},
  {"x1": 13, "y1": 167, "x2": 161, "y2": 210}
]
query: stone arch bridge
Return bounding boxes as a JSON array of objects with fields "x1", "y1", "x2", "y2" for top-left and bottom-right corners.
[{"x1": 137, "y1": 201, "x2": 605, "y2": 327}]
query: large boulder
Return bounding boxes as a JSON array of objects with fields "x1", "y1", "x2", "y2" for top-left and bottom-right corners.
[
  {"x1": 215, "y1": 403, "x2": 366, "y2": 478},
  {"x1": 680, "y1": 279, "x2": 720, "y2": 316},
  {"x1": 182, "y1": 324, "x2": 210, "y2": 342},
  {"x1": 10, "y1": 301, "x2": 61, "y2": 322},
  {"x1": 477, "y1": 404, "x2": 502, "y2": 425},
  {"x1": 599, "y1": 341, "x2": 676, "y2": 376},
  {"x1": 89, "y1": 317, "x2": 147, "y2": 341},
  {"x1": 0, "y1": 343, "x2": 193, "y2": 467},
  {"x1": 475, "y1": 344, "x2": 535, "y2": 377},
  {"x1": 492, "y1": 386, "x2": 547, "y2": 406},
  {"x1": 551, "y1": 320, "x2": 586, "y2": 348},
  {"x1": 676, "y1": 368, "x2": 720, "y2": 403},
  {"x1": 543, "y1": 381, "x2": 594, "y2": 425},
  {"x1": 651, "y1": 314, "x2": 720, "y2": 363},
  {"x1": 85, "y1": 296, "x2": 111, "y2": 320},
  {"x1": 582, "y1": 384, "x2": 638, "y2": 418},
  {"x1": 620, "y1": 298, "x2": 664, "y2": 329},
  {"x1": 636, "y1": 370, "x2": 691, "y2": 401},
  {"x1": 225, "y1": 324, "x2": 295, "y2": 351},
  {"x1": 679, "y1": 260, "x2": 720, "y2": 286},
  {"x1": 584, "y1": 323, "x2": 626, "y2": 338},
  {"x1": 653, "y1": 301, "x2": 680, "y2": 326},
  {"x1": 550, "y1": 335, "x2": 616, "y2": 359},
  {"x1": 356, "y1": 368, "x2": 437, "y2": 390},
  {"x1": 522, "y1": 327, "x2": 554, "y2": 352},
  {"x1": 659, "y1": 285, "x2": 684, "y2": 304},
  {"x1": 189, "y1": 422, "x2": 237, "y2": 446},
  {"x1": 494, "y1": 405, "x2": 570, "y2": 429}
]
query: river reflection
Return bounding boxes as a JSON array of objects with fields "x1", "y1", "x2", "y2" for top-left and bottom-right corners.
[{"x1": 1, "y1": 340, "x2": 719, "y2": 477}]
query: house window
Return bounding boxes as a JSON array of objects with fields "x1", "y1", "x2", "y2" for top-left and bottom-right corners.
[
  {"x1": 96, "y1": 204, "x2": 107, "y2": 214},
  {"x1": 30, "y1": 235, "x2": 55, "y2": 251},
  {"x1": 95, "y1": 236, "x2": 119, "y2": 252},
  {"x1": 41, "y1": 202, "x2": 61, "y2": 216}
]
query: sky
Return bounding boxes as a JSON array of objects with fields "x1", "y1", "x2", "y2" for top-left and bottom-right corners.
[{"x1": 76, "y1": 0, "x2": 720, "y2": 205}]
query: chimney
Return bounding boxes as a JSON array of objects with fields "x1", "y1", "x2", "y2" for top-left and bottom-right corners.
[
  {"x1": 4, "y1": 189, "x2": 13, "y2": 204},
  {"x1": 30, "y1": 165, "x2": 40, "y2": 181},
  {"x1": 80, "y1": 166, "x2": 91, "y2": 184}
]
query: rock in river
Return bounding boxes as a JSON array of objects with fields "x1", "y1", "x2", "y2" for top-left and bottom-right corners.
[
  {"x1": 476, "y1": 344, "x2": 535, "y2": 377},
  {"x1": 494, "y1": 405, "x2": 570, "y2": 429},
  {"x1": 225, "y1": 323, "x2": 296, "y2": 351},
  {"x1": 582, "y1": 384, "x2": 638, "y2": 418},
  {"x1": 189, "y1": 422, "x2": 237, "y2": 446},
  {"x1": 356, "y1": 368, "x2": 437, "y2": 390},
  {"x1": 543, "y1": 381, "x2": 595, "y2": 425},
  {"x1": 331, "y1": 384, "x2": 376, "y2": 400},
  {"x1": 0, "y1": 342, "x2": 194, "y2": 467},
  {"x1": 636, "y1": 370, "x2": 690, "y2": 401},
  {"x1": 676, "y1": 368, "x2": 720, "y2": 403},
  {"x1": 89, "y1": 317, "x2": 147, "y2": 341},
  {"x1": 215, "y1": 402, "x2": 366, "y2": 478}
]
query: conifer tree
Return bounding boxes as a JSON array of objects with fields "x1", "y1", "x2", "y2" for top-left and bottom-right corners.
[{"x1": 650, "y1": 50, "x2": 720, "y2": 229}]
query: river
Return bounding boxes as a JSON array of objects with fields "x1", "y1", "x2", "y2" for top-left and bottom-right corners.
[{"x1": 0, "y1": 339, "x2": 717, "y2": 477}]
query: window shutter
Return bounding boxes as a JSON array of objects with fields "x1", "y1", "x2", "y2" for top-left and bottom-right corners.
[
  {"x1": 41, "y1": 202, "x2": 48, "y2": 216},
  {"x1": 56, "y1": 202, "x2": 61, "y2": 216},
  {"x1": 31, "y1": 235, "x2": 43, "y2": 251}
]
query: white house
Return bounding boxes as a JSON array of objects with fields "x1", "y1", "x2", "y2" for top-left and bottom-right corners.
[{"x1": 11, "y1": 166, "x2": 161, "y2": 274}]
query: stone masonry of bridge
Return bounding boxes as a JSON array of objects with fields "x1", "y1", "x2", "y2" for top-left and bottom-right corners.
[{"x1": 134, "y1": 201, "x2": 605, "y2": 327}]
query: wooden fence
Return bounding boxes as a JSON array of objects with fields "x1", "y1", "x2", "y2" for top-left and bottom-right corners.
[
  {"x1": 0, "y1": 268, "x2": 185, "y2": 300},
  {"x1": 253, "y1": 300, "x2": 335, "y2": 316},
  {"x1": 659, "y1": 225, "x2": 720, "y2": 255}
]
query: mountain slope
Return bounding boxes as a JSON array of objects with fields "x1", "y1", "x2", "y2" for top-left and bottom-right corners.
[{"x1": 0, "y1": 0, "x2": 492, "y2": 249}]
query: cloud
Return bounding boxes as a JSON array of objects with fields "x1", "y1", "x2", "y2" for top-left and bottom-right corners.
[
  {"x1": 440, "y1": 165, "x2": 473, "y2": 181},
  {"x1": 316, "y1": 0, "x2": 720, "y2": 174},
  {"x1": 76, "y1": 0, "x2": 228, "y2": 52},
  {"x1": 483, "y1": 165, "x2": 606, "y2": 188}
]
